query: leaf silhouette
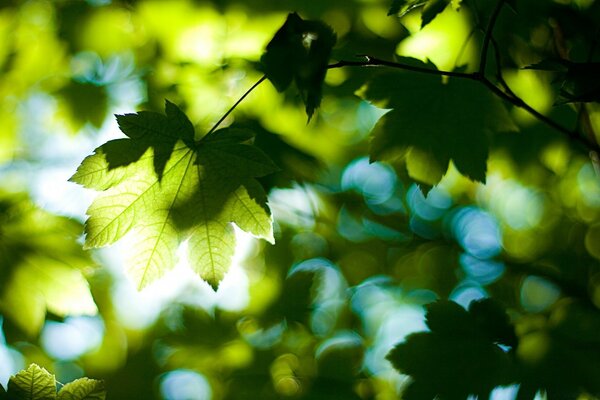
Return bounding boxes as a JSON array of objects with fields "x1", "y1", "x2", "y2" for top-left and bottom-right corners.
[
  {"x1": 388, "y1": 0, "x2": 461, "y2": 28},
  {"x1": 363, "y1": 63, "x2": 516, "y2": 186},
  {"x1": 71, "y1": 102, "x2": 278, "y2": 290},
  {"x1": 387, "y1": 299, "x2": 515, "y2": 400},
  {"x1": 261, "y1": 13, "x2": 336, "y2": 120}
]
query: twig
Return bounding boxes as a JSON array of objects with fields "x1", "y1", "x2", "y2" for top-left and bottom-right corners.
[
  {"x1": 479, "y1": 0, "x2": 506, "y2": 76},
  {"x1": 327, "y1": 55, "x2": 600, "y2": 153},
  {"x1": 487, "y1": 37, "x2": 592, "y2": 149},
  {"x1": 202, "y1": 75, "x2": 267, "y2": 139},
  {"x1": 328, "y1": 56, "x2": 475, "y2": 79}
]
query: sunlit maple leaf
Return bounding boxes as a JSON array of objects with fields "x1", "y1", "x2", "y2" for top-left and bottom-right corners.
[{"x1": 71, "y1": 101, "x2": 278, "y2": 290}]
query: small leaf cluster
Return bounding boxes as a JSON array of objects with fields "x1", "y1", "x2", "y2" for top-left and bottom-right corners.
[{"x1": 0, "y1": 364, "x2": 105, "y2": 400}]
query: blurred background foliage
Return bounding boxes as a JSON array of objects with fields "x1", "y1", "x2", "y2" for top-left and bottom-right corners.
[{"x1": 0, "y1": 0, "x2": 599, "y2": 399}]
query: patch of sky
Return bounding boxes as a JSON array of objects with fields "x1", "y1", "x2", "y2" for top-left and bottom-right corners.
[
  {"x1": 409, "y1": 215, "x2": 440, "y2": 239},
  {"x1": 460, "y1": 253, "x2": 505, "y2": 285},
  {"x1": 341, "y1": 157, "x2": 404, "y2": 214},
  {"x1": 350, "y1": 281, "x2": 427, "y2": 374},
  {"x1": 578, "y1": 163, "x2": 600, "y2": 207},
  {"x1": 160, "y1": 370, "x2": 212, "y2": 400},
  {"x1": 0, "y1": 319, "x2": 25, "y2": 388},
  {"x1": 407, "y1": 184, "x2": 452, "y2": 221},
  {"x1": 449, "y1": 207, "x2": 502, "y2": 259},
  {"x1": 40, "y1": 316, "x2": 105, "y2": 361},
  {"x1": 449, "y1": 281, "x2": 488, "y2": 308},
  {"x1": 270, "y1": 184, "x2": 320, "y2": 229}
]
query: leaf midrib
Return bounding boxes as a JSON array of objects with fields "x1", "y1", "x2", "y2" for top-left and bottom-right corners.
[
  {"x1": 137, "y1": 149, "x2": 196, "y2": 290},
  {"x1": 86, "y1": 147, "x2": 194, "y2": 246}
]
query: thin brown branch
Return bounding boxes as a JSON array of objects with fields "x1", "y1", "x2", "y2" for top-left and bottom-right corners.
[
  {"x1": 329, "y1": 55, "x2": 600, "y2": 153},
  {"x1": 479, "y1": 0, "x2": 506, "y2": 76},
  {"x1": 202, "y1": 75, "x2": 267, "y2": 140},
  {"x1": 328, "y1": 56, "x2": 475, "y2": 79}
]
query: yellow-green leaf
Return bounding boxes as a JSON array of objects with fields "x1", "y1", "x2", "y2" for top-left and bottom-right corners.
[
  {"x1": 71, "y1": 102, "x2": 277, "y2": 290},
  {"x1": 57, "y1": 378, "x2": 105, "y2": 400},
  {"x1": 7, "y1": 364, "x2": 56, "y2": 400}
]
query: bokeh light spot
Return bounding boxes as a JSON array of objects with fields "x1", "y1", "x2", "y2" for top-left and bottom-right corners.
[{"x1": 160, "y1": 370, "x2": 212, "y2": 400}]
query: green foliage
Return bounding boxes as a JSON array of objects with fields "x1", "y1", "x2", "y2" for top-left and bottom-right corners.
[
  {"x1": 363, "y1": 62, "x2": 517, "y2": 185},
  {"x1": 261, "y1": 13, "x2": 336, "y2": 119},
  {"x1": 387, "y1": 299, "x2": 515, "y2": 400},
  {"x1": 1, "y1": 1, "x2": 600, "y2": 399},
  {"x1": 526, "y1": 59, "x2": 600, "y2": 104},
  {"x1": 71, "y1": 101, "x2": 277, "y2": 289},
  {"x1": 0, "y1": 192, "x2": 96, "y2": 336},
  {"x1": 2, "y1": 364, "x2": 105, "y2": 400},
  {"x1": 388, "y1": 0, "x2": 462, "y2": 28}
]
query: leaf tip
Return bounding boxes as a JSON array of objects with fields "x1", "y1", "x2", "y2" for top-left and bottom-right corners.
[{"x1": 206, "y1": 278, "x2": 220, "y2": 291}]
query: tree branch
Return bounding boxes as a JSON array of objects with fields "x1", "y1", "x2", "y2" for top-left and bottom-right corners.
[
  {"x1": 328, "y1": 55, "x2": 600, "y2": 153},
  {"x1": 328, "y1": 56, "x2": 475, "y2": 79}
]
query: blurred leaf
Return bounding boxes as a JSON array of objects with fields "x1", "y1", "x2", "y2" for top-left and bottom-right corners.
[
  {"x1": 316, "y1": 333, "x2": 364, "y2": 381},
  {"x1": 272, "y1": 270, "x2": 316, "y2": 325},
  {"x1": 387, "y1": 299, "x2": 515, "y2": 399},
  {"x1": 57, "y1": 80, "x2": 109, "y2": 130},
  {"x1": 235, "y1": 120, "x2": 322, "y2": 191},
  {"x1": 421, "y1": 0, "x2": 449, "y2": 28},
  {"x1": 71, "y1": 101, "x2": 277, "y2": 290},
  {"x1": 525, "y1": 59, "x2": 600, "y2": 103},
  {"x1": 261, "y1": 13, "x2": 336, "y2": 120},
  {"x1": 57, "y1": 378, "x2": 105, "y2": 400},
  {"x1": 388, "y1": 0, "x2": 460, "y2": 28},
  {"x1": 0, "y1": 192, "x2": 96, "y2": 336},
  {"x1": 363, "y1": 65, "x2": 516, "y2": 185},
  {"x1": 7, "y1": 364, "x2": 56, "y2": 400}
]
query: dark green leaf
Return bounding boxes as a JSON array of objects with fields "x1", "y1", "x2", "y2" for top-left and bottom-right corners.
[
  {"x1": 388, "y1": 0, "x2": 428, "y2": 17},
  {"x1": 388, "y1": 0, "x2": 457, "y2": 28},
  {"x1": 469, "y1": 298, "x2": 518, "y2": 347},
  {"x1": 363, "y1": 65, "x2": 516, "y2": 185},
  {"x1": 260, "y1": 13, "x2": 336, "y2": 120},
  {"x1": 525, "y1": 59, "x2": 600, "y2": 104},
  {"x1": 421, "y1": 0, "x2": 448, "y2": 28},
  {"x1": 57, "y1": 80, "x2": 108, "y2": 130},
  {"x1": 260, "y1": 13, "x2": 306, "y2": 92},
  {"x1": 386, "y1": 300, "x2": 514, "y2": 399}
]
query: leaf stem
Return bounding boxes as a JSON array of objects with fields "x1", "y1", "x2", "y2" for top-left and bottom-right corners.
[
  {"x1": 328, "y1": 56, "x2": 474, "y2": 79},
  {"x1": 479, "y1": 0, "x2": 505, "y2": 76},
  {"x1": 203, "y1": 75, "x2": 267, "y2": 140}
]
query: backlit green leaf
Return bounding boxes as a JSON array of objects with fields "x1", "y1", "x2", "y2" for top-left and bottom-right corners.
[
  {"x1": 7, "y1": 364, "x2": 56, "y2": 400},
  {"x1": 71, "y1": 102, "x2": 278, "y2": 290},
  {"x1": 57, "y1": 378, "x2": 105, "y2": 400}
]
